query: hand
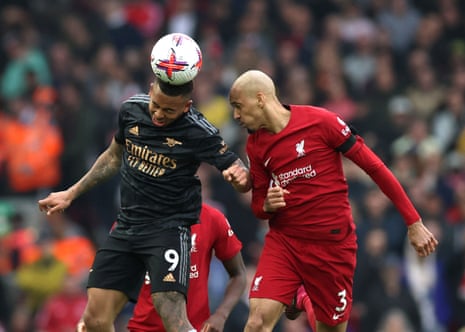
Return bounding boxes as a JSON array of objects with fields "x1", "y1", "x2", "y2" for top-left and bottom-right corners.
[
  {"x1": 200, "y1": 313, "x2": 226, "y2": 332},
  {"x1": 76, "y1": 320, "x2": 86, "y2": 332},
  {"x1": 222, "y1": 161, "x2": 251, "y2": 193},
  {"x1": 407, "y1": 220, "x2": 439, "y2": 257},
  {"x1": 264, "y1": 186, "x2": 289, "y2": 213},
  {"x1": 38, "y1": 190, "x2": 73, "y2": 215}
]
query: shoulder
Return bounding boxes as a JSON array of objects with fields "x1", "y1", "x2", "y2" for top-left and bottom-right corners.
[
  {"x1": 119, "y1": 94, "x2": 149, "y2": 114},
  {"x1": 290, "y1": 104, "x2": 333, "y2": 119},
  {"x1": 291, "y1": 105, "x2": 345, "y2": 130},
  {"x1": 123, "y1": 93, "x2": 150, "y2": 105},
  {"x1": 200, "y1": 204, "x2": 225, "y2": 224},
  {"x1": 116, "y1": 94, "x2": 150, "y2": 129},
  {"x1": 199, "y1": 204, "x2": 233, "y2": 235},
  {"x1": 183, "y1": 107, "x2": 219, "y2": 135}
]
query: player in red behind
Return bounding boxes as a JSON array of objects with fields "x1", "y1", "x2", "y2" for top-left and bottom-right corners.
[
  {"x1": 229, "y1": 70, "x2": 438, "y2": 332},
  {"x1": 78, "y1": 203, "x2": 246, "y2": 332}
]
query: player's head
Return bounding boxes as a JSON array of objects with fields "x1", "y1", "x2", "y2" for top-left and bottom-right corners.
[
  {"x1": 229, "y1": 70, "x2": 277, "y2": 132},
  {"x1": 148, "y1": 78, "x2": 194, "y2": 127}
]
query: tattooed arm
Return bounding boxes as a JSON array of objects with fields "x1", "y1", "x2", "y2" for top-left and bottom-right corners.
[{"x1": 38, "y1": 138, "x2": 123, "y2": 215}]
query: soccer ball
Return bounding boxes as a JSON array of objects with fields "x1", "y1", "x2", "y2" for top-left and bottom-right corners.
[{"x1": 150, "y1": 33, "x2": 203, "y2": 85}]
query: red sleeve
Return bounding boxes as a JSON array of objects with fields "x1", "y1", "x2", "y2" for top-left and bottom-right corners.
[
  {"x1": 247, "y1": 138, "x2": 274, "y2": 220},
  {"x1": 210, "y1": 208, "x2": 242, "y2": 261},
  {"x1": 344, "y1": 136, "x2": 420, "y2": 226},
  {"x1": 250, "y1": 189, "x2": 274, "y2": 220}
]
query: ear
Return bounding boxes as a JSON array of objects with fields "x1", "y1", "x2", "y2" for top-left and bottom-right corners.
[
  {"x1": 184, "y1": 99, "x2": 193, "y2": 113},
  {"x1": 257, "y1": 92, "x2": 265, "y2": 109}
]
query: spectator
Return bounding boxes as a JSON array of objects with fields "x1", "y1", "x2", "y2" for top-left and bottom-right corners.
[
  {"x1": 0, "y1": 17, "x2": 51, "y2": 99},
  {"x1": 3, "y1": 90, "x2": 63, "y2": 194},
  {"x1": 34, "y1": 273, "x2": 87, "y2": 332},
  {"x1": 403, "y1": 218, "x2": 452, "y2": 332},
  {"x1": 377, "y1": 0, "x2": 421, "y2": 56},
  {"x1": 359, "y1": 255, "x2": 421, "y2": 332},
  {"x1": 431, "y1": 87, "x2": 465, "y2": 153},
  {"x1": 14, "y1": 237, "x2": 68, "y2": 330}
]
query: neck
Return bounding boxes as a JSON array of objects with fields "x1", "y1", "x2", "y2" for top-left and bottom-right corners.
[{"x1": 264, "y1": 104, "x2": 290, "y2": 134}]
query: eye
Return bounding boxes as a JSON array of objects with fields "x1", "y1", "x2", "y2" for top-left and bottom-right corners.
[{"x1": 163, "y1": 108, "x2": 176, "y2": 115}]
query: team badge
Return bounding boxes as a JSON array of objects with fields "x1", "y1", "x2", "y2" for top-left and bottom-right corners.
[
  {"x1": 295, "y1": 139, "x2": 305, "y2": 158},
  {"x1": 164, "y1": 137, "x2": 183, "y2": 147}
]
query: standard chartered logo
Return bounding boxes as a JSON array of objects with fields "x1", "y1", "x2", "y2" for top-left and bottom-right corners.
[{"x1": 275, "y1": 164, "x2": 317, "y2": 187}]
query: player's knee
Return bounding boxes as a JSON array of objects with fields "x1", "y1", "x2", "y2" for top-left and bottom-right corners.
[
  {"x1": 82, "y1": 312, "x2": 113, "y2": 330},
  {"x1": 245, "y1": 314, "x2": 266, "y2": 332}
]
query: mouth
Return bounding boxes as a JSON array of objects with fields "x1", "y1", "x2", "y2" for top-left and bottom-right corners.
[{"x1": 152, "y1": 116, "x2": 165, "y2": 126}]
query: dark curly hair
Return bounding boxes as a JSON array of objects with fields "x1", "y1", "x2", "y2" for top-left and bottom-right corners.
[{"x1": 155, "y1": 77, "x2": 194, "y2": 98}]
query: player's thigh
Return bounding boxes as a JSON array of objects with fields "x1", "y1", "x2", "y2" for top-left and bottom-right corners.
[
  {"x1": 143, "y1": 226, "x2": 191, "y2": 297},
  {"x1": 299, "y1": 235, "x2": 357, "y2": 326},
  {"x1": 249, "y1": 231, "x2": 302, "y2": 305},
  {"x1": 83, "y1": 288, "x2": 129, "y2": 322},
  {"x1": 87, "y1": 242, "x2": 146, "y2": 302}
]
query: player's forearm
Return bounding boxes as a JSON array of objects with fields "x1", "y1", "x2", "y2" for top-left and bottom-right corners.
[
  {"x1": 366, "y1": 165, "x2": 420, "y2": 225},
  {"x1": 213, "y1": 274, "x2": 246, "y2": 321},
  {"x1": 75, "y1": 318, "x2": 85, "y2": 332},
  {"x1": 68, "y1": 143, "x2": 122, "y2": 200},
  {"x1": 345, "y1": 141, "x2": 420, "y2": 225}
]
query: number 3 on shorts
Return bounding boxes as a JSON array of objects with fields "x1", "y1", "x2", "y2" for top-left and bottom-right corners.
[
  {"x1": 335, "y1": 289, "x2": 347, "y2": 312},
  {"x1": 164, "y1": 249, "x2": 179, "y2": 271}
]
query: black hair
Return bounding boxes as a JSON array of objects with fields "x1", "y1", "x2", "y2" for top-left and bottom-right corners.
[{"x1": 155, "y1": 77, "x2": 194, "y2": 97}]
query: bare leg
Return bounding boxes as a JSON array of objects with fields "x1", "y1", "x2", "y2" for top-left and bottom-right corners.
[
  {"x1": 316, "y1": 320, "x2": 348, "y2": 332},
  {"x1": 152, "y1": 291, "x2": 195, "y2": 332},
  {"x1": 82, "y1": 288, "x2": 128, "y2": 332},
  {"x1": 244, "y1": 298, "x2": 285, "y2": 332}
]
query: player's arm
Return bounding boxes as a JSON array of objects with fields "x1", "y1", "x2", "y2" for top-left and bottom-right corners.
[
  {"x1": 222, "y1": 158, "x2": 252, "y2": 193},
  {"x1": 75, "y1": 319, "x2": 86, "y2": 332},
  {"x1": 202, "y1": 253, "x2": 246, "y2": 332},
  {"x1": 38, "y1": 138, "x2": 123, "y2": 215},
  {"x1": 342, "y1": 135, "x2": 438, "y2": 256},
  {"x1": 247, "y1": 147, "x2": 278, "y2": 219}
]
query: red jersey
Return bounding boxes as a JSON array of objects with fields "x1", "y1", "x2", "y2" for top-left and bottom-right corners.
[
  {"x1": 247, "y1": 105, "x2": 357, "y2": 241},
  {"x1": 247, "y1": 104, "x2": 420, "y2": 241},
  {"x1": 127, "y1": 203, "x2": 242, "y2": 331}
]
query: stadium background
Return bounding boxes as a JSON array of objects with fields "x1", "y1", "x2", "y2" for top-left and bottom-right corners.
[{"x1": 0, "y1": 0, "x2": 465, "y2": 331}]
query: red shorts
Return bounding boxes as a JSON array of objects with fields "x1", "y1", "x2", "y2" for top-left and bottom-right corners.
[{"x1": 249, "y1": 229, "x2": 357, "y2": 326}]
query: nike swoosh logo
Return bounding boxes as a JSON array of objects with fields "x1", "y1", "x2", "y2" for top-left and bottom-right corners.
[
  {"x1": 332, "y1": 313, "x2": 343, "y2": 320},
  {"x1": 264, "y1": 157, "x2": 271, "y2": 167}
]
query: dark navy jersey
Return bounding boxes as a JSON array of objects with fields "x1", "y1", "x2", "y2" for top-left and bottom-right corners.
[{"x1": 112, "y1": 94, "x2": 238, "y2": 237}]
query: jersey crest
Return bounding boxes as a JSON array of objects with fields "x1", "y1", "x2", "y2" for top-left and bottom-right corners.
[
  {"x1": 163, "y1": 137, "x2": 183, "y2": 147},
  {"x1": 296, "y1": 139, "x2": 306, "y2": 158}
]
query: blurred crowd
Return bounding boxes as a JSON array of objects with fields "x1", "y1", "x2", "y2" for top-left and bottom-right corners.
[{"x1": 0, "y1": 0, "x2": 465, "y2": 331}]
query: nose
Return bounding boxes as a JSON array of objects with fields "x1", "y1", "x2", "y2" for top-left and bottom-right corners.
[{"x1": 152, "y1": 108, "x2": 163, "y2": 119}]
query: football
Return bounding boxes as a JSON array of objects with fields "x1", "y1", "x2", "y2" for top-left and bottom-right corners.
[{"x1": 150, "y1": 33, "x2": 203, "y2": 85}]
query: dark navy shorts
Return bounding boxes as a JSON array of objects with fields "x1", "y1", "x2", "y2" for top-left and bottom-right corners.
[{"x1": 87, "y1": 226, "x2": 191, "y2": 302}]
